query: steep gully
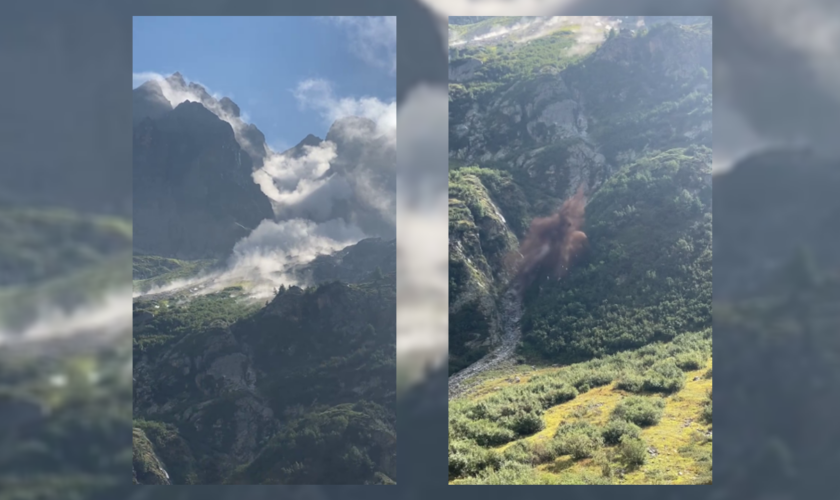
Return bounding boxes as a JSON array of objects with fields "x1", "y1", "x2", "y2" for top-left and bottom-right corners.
[{"x1": 448, "y1": 288, "x2": 523, "y2": 400}]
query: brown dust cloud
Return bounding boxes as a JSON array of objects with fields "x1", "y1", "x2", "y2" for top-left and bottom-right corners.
[{"x1": 509, "y1": 185, "x2": 589, "y2": 293}]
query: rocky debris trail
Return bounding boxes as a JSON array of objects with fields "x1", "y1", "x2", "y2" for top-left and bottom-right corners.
[{"x1": 448, "y1": 288, "x2": 522, "y2": 400}]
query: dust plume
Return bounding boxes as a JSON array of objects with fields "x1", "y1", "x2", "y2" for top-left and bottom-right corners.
[{"x1": 510, "y1": 185, "x2": 588, "y2": 292}]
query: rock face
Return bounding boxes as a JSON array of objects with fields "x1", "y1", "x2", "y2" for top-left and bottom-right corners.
[
  {"x1": 132, "y1": 98, "x2": 275, "y2": 259},
  {"x1": 133, "y1": 427, "x2": 171, "y2": 485}
]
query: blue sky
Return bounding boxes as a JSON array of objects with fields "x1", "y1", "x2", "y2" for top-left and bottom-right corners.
[{"x1": 133, "y1": 16, "x2": 396, "y2": 152}]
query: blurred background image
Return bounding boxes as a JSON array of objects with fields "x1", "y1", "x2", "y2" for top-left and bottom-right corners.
[{"x1": 0, "y1": 0, "x2": 839, "y2": 498}]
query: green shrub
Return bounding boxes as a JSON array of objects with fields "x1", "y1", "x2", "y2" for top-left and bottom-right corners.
[
  {"x1": 611, "y1": 396, "x2": 666, "y2": 427},
  {"x1": 506, "y1": 410, "x2": 545, "y2": 436},
  {"x1": 616, "y1": 372, "x2": 644, "y2": 392},
  {"x1": 449, "y1": 440, "x2": 502, "y2": 479},
  {"x1": 675, "y1": 352, "x2": 705, "y2": 371},
  {"x1": 703, "y1": 366, "x2": 712, "y2": 379},
  {"x1": 501, "y1": 441, "x2": 533, "y2": 464},
  {"x1": 554, "y1": 421, "x2": 604, "y2": 460},
  {"x1": 702, "y1": 389, "x2": 712, "y2": 424},
  {"x1": 528, "y1": 439, "x2": 562, "y2": 464},
  {"x1": 618, "y1": 436, "x2": 647, "y2": 467},
  {"x1": 531, "y1": 381, "x2": 578, "y2": 408},
  {"x1": 574, "y1": 368, "x2": 616, "y2": 389},
  {"x1": 642, "y1": 358, "x2": 686, "y2": 393},
  {"x1": 462, "y1": 419, "x2": 517, "y2": 447},
  {"x1": 457, "y1": 461, "x2": 560, "y2": 485},
  {"x1": 601, "y1": 419, "x2": 642, "y2": 446}
]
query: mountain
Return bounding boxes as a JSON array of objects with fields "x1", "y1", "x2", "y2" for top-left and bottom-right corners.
[
  {"x1": 132, "y1": 270, "x2": 396, "y2": 484},
  {"x1": 132, "y1": 86, "x2": 275, "y2": 259},
  {"x1": 447, "y1": 17, "x2": 713, "y2": 485}
]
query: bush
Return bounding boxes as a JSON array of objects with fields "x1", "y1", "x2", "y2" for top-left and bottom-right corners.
[
  {"x1": 462, "y1": 419, "x2": 518, "y2": 447},
  {"x1": 601, "y1": 419, "x2": 642, "y2": 446},
  {"x1": 506, "y1": 410, "x2": 545, "y2": 436},
  {"x1": 563, "y1": 433, "x2": 602, "y2": 460},
  {"x1": 675, "y1": 352, "x2": 705, "y2": 371},
  {"x1": 702, "y1": 389, "x2": 712, "y2": 423},
  {"x1": 457, "y1": 461, "x2": 559, "y2": 485},
  {"x1": 642, "y1": 358, "x2": 686, "y2": 393},
  {"x1": 449, "y1": 440, "x2": 502, "y2": 479},
  {"x1": 703, "y1": 366, "x2": 712, "y2": 379},
  {"x1": 501, "y1": 441, "x2": 533, "y2": 464},
  {"x1": 554, "y1": 421, "x2": 604, "y2": 460},
  {"x1": 569, "y1": 368, "x2": 615, "y2": 391},
  {"x1": 532, "y1": 382, "x2": 578, "y2": 408},
  {"x1": 529, "y1": 439, "x2": 562, "y2": 464},
  {"x1": 618, "y1": 436, "x2": 647, "y2": 467},
  {"x1": 616, "y1": 372, "x2": 644, "y2": 392},
  {"x1": 612, "y1": 396, "x2": 666, "y2": 427},
  {"x1": 462, "y1": 390, "x2": 545, "y2": 441}
]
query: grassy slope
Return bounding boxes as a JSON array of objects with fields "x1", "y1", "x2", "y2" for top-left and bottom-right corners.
[{"x1": 449, "y1": 331, "x2": 712, "y2": 485}]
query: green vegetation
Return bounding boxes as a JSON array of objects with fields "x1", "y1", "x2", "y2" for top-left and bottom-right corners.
[
  {"x1": 611, "y1": 396, "x2": 666, "y2": 427},
  {"x1": 449, "y1": 331, "x2": 711, "y2": 484},
  {"x1": 450, "y1": 28, "x2": 587, "y2": 85},
  {"x1": 448, "y1": 168, "x2": 522, "y2": 374},
  {"x1": 133, "y1": 290, "x2": 259, "y2": 353},
  {"x1": 521, "y1": 147, "x2": 712, "y2": 363},
  {"x1": 227, "y1": 401, "x2": 395, "y2": 485},
  {"x1": 133, "y1": 273, "x2": 397, "y2": 485},
  {"x1": 132, "y1": 255, "x2": 218, "y2": 293}
]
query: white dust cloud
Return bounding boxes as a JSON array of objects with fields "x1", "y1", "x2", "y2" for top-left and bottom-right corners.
[
  {"x1": 253, "y1": 141, "x2": 350, "y2": 219},
  {"x1": 222, "y1": 218, "x2": 367, "y2": 299}
]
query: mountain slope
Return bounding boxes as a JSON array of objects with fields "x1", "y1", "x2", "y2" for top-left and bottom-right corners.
[
  {"x1": 447, "y1": 17, "x2": 713, "y2": 485},
  {"x1": 133, "y1": 273, "x2": 396, "y2": 484},
  {"x1": 132, "y1": 98, "x2": 274, "y2": 259},
  {"x1": 448, "y1": 18, "x2": 713, "y2": 374}
]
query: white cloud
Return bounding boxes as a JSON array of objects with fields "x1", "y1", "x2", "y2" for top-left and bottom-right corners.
[
  {"x1": 292, "y1": 78, "x2": 396, "y2": 138},
  {"x1": 329, "y1": 16, "x2": 397, "y2": 75}
]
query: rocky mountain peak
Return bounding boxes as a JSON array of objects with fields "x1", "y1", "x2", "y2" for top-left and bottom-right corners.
[
  {"x1": 166, "y1": 71, "x2": 186, "y2": 87},
  {"x1": 219, "y1": 96, "x2": 240, "y2": 117}
]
